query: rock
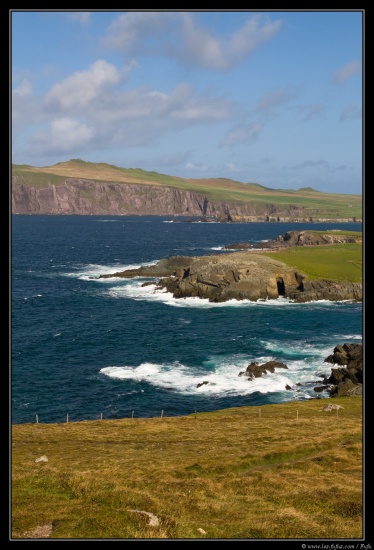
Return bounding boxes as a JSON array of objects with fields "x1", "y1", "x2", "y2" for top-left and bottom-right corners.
[
  {"x1": 323, "y1": 343, "x2": 363, "y2": 397},
  {"x1": 99, "y1": 230, "x2": 362, "y2": 304},
  {"x1": 320, "y1": 404, "x2": 344, "y2": 411},
  {"x1": 196, "y1": 381, "x2": 209, "y2": 388},
  {"x1": 129, "y1": 509, "x2": 160, "y2": 527},
  {"x1": 242, "y1": 360, "x2": 288, "y2": 380},
  {"x1": 314, "y1": 385, "x2": 329, "y2": 393},
  {"x1": 35, "y1": 455, "x2": 48, "y2": 463},
  {"x1": 224, "y1": 230, "x2": 362, "y2": 251}
]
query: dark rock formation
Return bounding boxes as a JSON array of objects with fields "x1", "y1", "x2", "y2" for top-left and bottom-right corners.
[
  {"x1": 99, "y1": 251, "x2": 309, "y2": 302},
  {"x1": 98, "y1": 228, "x2": 362, "y2": 304},
  {"x1": 287, "y1": 279, "x2": 362, "y2": 303},
  {"x1": 99, "y1": 247, "x2": 362, "y2": 303},
  {"x1": 224, "y1": 230, "x2": 362, "y2": 250},
  {"x1": 323, "y1": 343, "x2": 363, "y2": 397},
  {"x1": 239, "y1": 360, "x2": 288, "y2": 380}
]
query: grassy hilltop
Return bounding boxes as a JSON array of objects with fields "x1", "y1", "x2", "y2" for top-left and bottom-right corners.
[
  {"x1": 11, "y1": 396, "x2": 363, "y2": 540},
  {"x1": 12, "y1": 159, "x2": 362, "y2": 220}
]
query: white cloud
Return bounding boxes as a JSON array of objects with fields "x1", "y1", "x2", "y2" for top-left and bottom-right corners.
[
  {"x1": 45, "y1": 60, "x2": 122, "y2": 110},
  {"x1": 86, "y1": 82, "x2": 232, "y2": 127},
  {"x1": 103, "y1": 12, "x2": 282, "y2": 70},
  {"x1": 25, "y1": 71, "x2": 233, "y2": 156},
  {"x1": 103, "y1": 12, "x2": 169, "y2": 54},
  {"x1": 220, "y1": 120, "x2": 263, "y2": 146},
  {"x1": 65, "y1": 12, "x2": 92, "y2": 26},
  {"x1": 255, "y1": 88, "x2": 297, "y2": 115},
  {"x1": 225, "y1": 162, "x2": 239, "y2": 172},
  {"x1": 33, "y1": 117, "x2": 95, "y2": 154},
  {"x1": 333, "y1": 60, "x2": 361, "y2": 85},
  {"x1": 229, "y1": 14, "x2": 282, "y2": 59},
  {"x1": 13, "y1": 79, "x2": 32, "y2": 97},
  {"x1": 185, "y1": 162, "x2": 209, "y2": 171}
]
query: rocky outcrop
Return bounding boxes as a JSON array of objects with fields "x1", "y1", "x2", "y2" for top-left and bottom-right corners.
[
  {"x1": 287, "y1": 279, "x2": 362, "y2": 303},
  {"x1": 234, "y1": 344, "x2": 363, "y2": 399},
  {"x1": 239, "y1": 361, "x2": 289, "y2": 380},
  {"x1": 99, "y1": 251, "x2": 308, "y2": 302},
  {"x1": 322, "y1": 343, "x2": 363, "y2": 397},
  {"x1": 11, "y1": 177, "x2": 360, "y2": 221},
  {"x1": 224, "y1": 230, "x2": 362, "y2": 250},
  {"x1": 99, "y1": 247, "x2": 362, "y2": 303}
]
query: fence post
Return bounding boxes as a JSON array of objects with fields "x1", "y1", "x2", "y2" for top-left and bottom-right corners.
[
  {"x1": 100, "y1": 413, "x2": 103, "y2": 420},
  {"x1": 66, "y1": 414, "x2": 69, "y2": 424},
  {"x1": 259, "y1": 408, "x2": 261, "y2": 418},
  {"x1": 132, "y1": 410, "x2": 134, "y2": 419},
  {"x1": 36, "y1": 414, "x2": 38, "y2": 424},
  {"x1": 161, "y1": 410, "x2": 164, "y2": 418},
  {"x1": 296, "y1": 410, "x2": 299, "y2": 421}
]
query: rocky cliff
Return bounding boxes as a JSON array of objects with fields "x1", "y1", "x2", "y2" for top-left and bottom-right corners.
[
  {"x1": 98, "y1": 230, "x2": 362, "y2": 303},
  {"x1": 99, "y1": 252, "x2": 362, "y2": 304},
  {"x1": 11, "y1": 176, "x2": 359, "y2": 222}
]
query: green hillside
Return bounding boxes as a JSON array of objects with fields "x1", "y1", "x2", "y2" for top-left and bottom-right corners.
[{"x1": 12, "y1": 159, "x2": 362, "y2": 220}]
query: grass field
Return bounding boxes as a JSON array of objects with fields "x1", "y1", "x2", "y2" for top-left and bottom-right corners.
[
  {"x1": 11, "y1": 396, "x2": 363, "y2": 540},
  {"x1": 263, "y1": 242, "x2": 363, "y2": 282},
  {"x1": 12, "y1": 159, "x2": 363, "y2": 220}
]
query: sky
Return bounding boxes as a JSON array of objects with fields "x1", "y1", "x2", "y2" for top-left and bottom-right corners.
[{"x1": 11, "y1": 10, "x2": 363, "y2": 195}]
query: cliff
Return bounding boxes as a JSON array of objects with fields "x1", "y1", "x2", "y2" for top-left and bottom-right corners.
[{"x1": 12, "y1": 174, "x2": 360, "y2": 222}]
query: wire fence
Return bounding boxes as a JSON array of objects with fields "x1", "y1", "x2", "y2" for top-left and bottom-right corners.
[{"x1": 26, "y1": 399, "x2": 361, "y2": 426}]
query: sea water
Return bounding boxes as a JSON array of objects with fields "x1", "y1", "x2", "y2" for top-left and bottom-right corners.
[{"x1": 11, "y1": 215, "x2": 363, "y2": 424}]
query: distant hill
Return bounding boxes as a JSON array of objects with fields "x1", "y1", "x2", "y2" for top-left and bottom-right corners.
[{"x1": 11, "y1": 159, "x2": 362, "y2": 221}]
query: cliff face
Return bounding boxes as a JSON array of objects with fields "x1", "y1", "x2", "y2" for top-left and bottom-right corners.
[
  {"x1": 11, "y1": 177, "x2": 358, "y2": 221},
  {"x1": 11, "y1": 178, "x2": 254, "y2": 217}
]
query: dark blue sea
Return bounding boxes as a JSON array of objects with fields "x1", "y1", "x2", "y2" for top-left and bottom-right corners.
[{"x1": 11, "y1": 216, "x2": 363, "y2": 425}]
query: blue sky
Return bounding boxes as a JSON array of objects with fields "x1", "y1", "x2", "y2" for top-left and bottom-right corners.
[{"x1": 11, "y1": 10, "x2": 363, "y2": 194}]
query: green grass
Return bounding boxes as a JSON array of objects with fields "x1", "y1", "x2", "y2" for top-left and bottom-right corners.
[
  {"x1": 263, "y1": 242, "x2": 362, "y2": 282},
  {"x1": 12, "y1": 160, "x2": 362, "y2": 220},
  {"x1": 12, "y1": 396, "x2": 363, "y2": 539}
]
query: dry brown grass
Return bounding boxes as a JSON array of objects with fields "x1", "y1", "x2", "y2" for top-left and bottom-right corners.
[{"x1": 11, "y1": 396, "x2": 363, "y2": 540}]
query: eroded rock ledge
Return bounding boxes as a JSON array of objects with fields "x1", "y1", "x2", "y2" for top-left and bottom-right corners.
[
  {"x1": 224, "y1": 229, "x2": 362, "y2": 250},
  {"x1": 99, "y1": 237, "x2": 362, "y2": 303}
]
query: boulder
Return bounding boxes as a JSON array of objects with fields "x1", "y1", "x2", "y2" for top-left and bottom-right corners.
[
  {"x1": 323, "y1": 343, "x2": 363, "y2": 397},
  {"x1": 240, "y1": 360, "x2": 288, "y2": 380}
]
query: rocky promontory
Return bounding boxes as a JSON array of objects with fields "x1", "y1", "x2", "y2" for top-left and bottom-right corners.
[
  {"x1": 224, "y1": 229, "x2": 362, "y2": 250},
  {"x1": 99, "y1": 230, "x2": 362, "y2": 303}
]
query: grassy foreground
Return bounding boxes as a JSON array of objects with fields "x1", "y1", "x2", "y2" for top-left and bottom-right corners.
[{"x1": 11, "y1": 396, "x2": 363, "y2": 540}]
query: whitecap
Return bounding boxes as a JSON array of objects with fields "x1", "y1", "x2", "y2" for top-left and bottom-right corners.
[
  {"x1": 62, "y1": 260, "x2": 159, "y2": 281},
  {"x1": 99, "y1": 354, "x2": 318, "y2": 398}
]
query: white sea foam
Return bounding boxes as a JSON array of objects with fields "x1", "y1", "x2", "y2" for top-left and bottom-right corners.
[
  {"x1": 102, "y1": 280, "x2": 302, "y2": 308},
  {"x1": 99, "y1": 352, "x2": 326, "y2": 398},
  {"x1": 100, "y1": 280, "x2": 358, "y2": 310},
  {"x1": 64, "y1": 261, "x2": 159, "y2": 281}
]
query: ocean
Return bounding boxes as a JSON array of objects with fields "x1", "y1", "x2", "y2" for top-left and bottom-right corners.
[{"x1": 11, "y1": 215, "x2": 363, "y2": 425}]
